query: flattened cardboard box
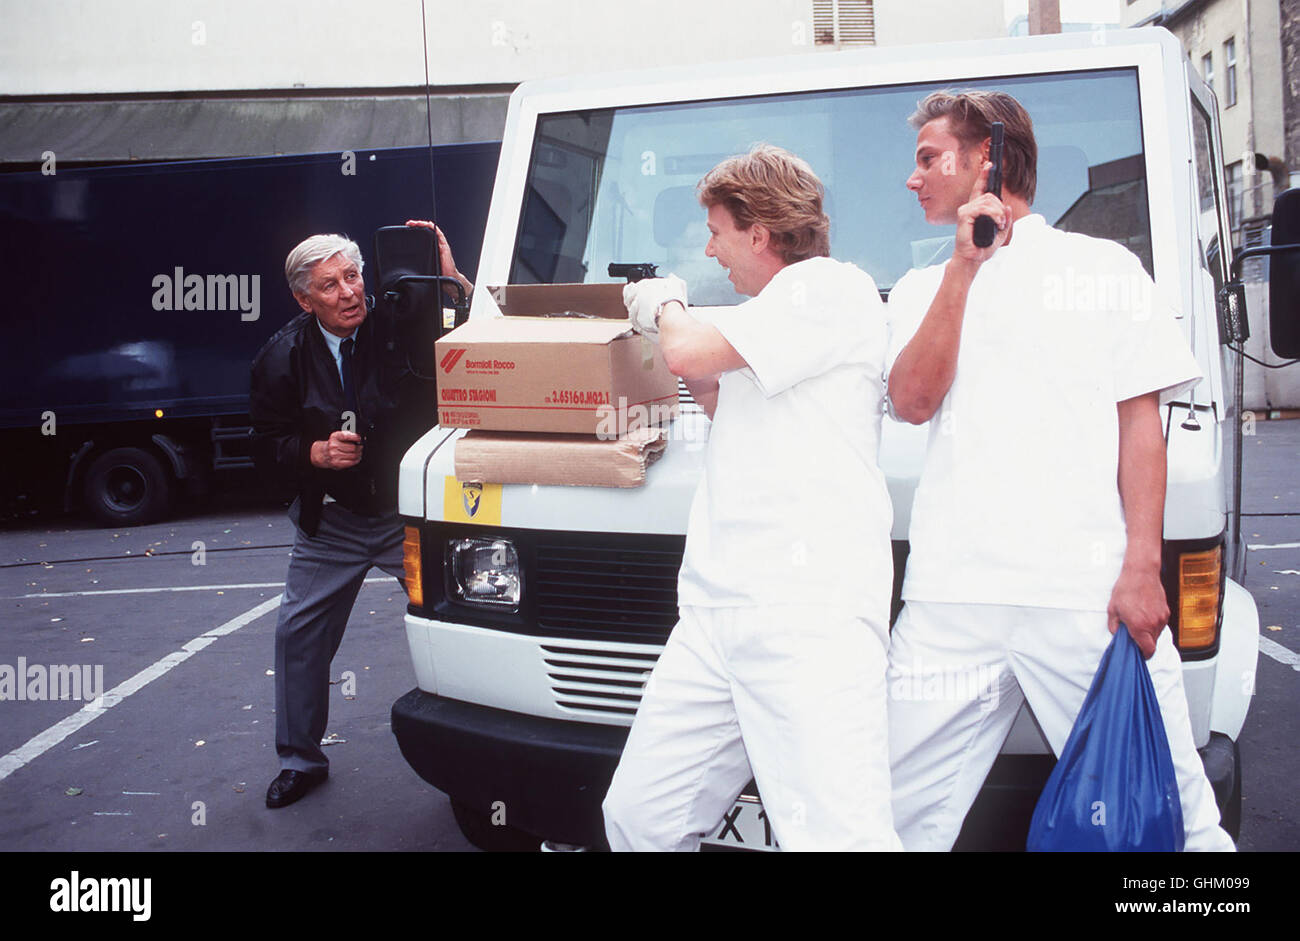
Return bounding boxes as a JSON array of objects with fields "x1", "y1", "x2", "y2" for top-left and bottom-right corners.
[
  {"x1": 455, "y1": 427, "x2": 668, "y2": 488},
  {"x1": 434, "y1": 283, "x2": 679, "y2": 434}
]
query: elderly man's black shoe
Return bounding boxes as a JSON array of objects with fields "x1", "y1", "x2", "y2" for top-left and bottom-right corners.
[{"x1": 266, "y1": 769, "x2": 327, "y2": 808}]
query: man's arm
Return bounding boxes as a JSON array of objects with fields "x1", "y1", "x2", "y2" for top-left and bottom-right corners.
[
  {"x1": 249, "y1": 351, "x2": 314, "y2": 487},
  {"x1": 404, "y1": 219, "x2": 473, "y2": 300},
  {"x1": 888, "y1": 161, "x2": 1009, "y2": 424},
  {"x1": 887, "y1": 259, "x2": 978, "y2": 423},
  {"x1": 683, "y1": 375, "x2": 720, "y2": 420},
  {"x1": 657, "y1": 300, "x2": 746, "y2": 380},
  {"x1": 1107, "y1": 391, "x2": 1170, "y2": 659},
  {"x1": 250, "y1": 346, "x2": 362, "y2": 485}
]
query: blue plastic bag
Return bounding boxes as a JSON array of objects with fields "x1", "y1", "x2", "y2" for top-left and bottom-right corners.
[{"x1": 1026, "y1": 626, "x2": 1184, "y2": 851}]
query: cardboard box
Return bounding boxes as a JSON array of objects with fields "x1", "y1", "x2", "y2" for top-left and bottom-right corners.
[
  {"x1": 454, "y1": 427, "x2": 668, "y2": 488},
  {"x1": 434, "y1": 283, "x2": 679, "y2": 434}
]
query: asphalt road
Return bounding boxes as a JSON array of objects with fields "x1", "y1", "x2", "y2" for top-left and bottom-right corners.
[
  {"x1": 0, "y1": 478, "x2": 473, "y2": 852},
  {"x1": 0, "y1": 421, "x2": 1296, "y2": 854}
]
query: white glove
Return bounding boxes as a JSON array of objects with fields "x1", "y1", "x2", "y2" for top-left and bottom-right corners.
[{"x1": 623, "y1": 275, "x2": 687, "y2": 338}]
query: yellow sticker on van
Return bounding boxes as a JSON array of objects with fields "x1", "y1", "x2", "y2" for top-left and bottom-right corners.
[{"x1": 443, "y1": 477, "x2": 502, "y2": 525}]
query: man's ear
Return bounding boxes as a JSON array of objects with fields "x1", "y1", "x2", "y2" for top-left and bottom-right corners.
[
  {"x1": 292, "y1": 291, "x2": 313, "y2": 314},
  {"x1": 749, "y1": 223, "x2": 771, "y2": 255}
]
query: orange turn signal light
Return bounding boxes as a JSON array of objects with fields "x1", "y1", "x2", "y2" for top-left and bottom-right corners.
[
  {"x1": 403, "y1": 526, "x2": 423, "y2": 609},
  {"x1": 1177, "y1": 546, "x2": 1221, "y2": 651}
]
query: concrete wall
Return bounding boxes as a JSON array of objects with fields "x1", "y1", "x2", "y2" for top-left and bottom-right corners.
[
  {"x1": 873, "y1": 0, "x2": 1006, "y2": 45},
  {"x1": 1, "y1": 0, "x2": 823, "y2": 96},
  {"x1": 1282, "y1": 0, "x2": 1300, "y2": 173}
]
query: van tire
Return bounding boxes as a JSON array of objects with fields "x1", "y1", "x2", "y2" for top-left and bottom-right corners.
[
  {"x1": 450, "y1": 798, "x2": 541, "y2": 852},
  {"x1": 83, "y1": 446, "x2": 173, "y2": 526}
]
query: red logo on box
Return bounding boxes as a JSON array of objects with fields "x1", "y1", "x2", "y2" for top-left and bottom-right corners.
[{"x1": 440, "y1": 348, "x2": 468, "y2": 373}]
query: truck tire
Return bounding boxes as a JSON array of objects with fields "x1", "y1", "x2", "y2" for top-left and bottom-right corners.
[
  {"x1": 83, "y1": 446, "x2": 173, "y2": 526},
  {"x1": 450, "y1": 798, "x2": 541, "y2": 852}
]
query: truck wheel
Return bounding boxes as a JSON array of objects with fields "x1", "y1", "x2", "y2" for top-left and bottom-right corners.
[
  {"x1": 83, "y1": 446, "x2": 173, "y2": 526},
  {"x1": 450, "y1": 798, "x2": 541, "y2": 852}
]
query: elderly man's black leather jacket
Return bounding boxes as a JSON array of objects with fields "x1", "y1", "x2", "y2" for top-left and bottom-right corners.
[{"x1": 249, "y1": 310, "x2": 435, "y2": 536}]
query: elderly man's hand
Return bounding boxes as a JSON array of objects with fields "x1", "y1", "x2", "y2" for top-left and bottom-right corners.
[
  {"x1": 624, "y1": 276, "x2": 687, "y2": 338},
  {"x1": 311, "y1": 431, "x2": 364, "y2": 470},
  {"x1": 405, "y1": 219, "x2": 473, "y2": 300}
]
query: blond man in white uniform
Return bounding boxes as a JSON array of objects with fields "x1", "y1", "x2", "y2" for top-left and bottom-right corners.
[
  {"x1": 885, "y1": 90, "x2": 1235, "y2": 851},
  {"x1": 601, "y1": 144, "x2": 901, "y2": 852}
]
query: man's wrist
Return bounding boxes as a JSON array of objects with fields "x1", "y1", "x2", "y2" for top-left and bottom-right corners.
[
  {"x1": 654, "y1": 298, "x2": 686, "y2": 328},
  {"x1": 945, "y1": 255, "x2": 982, "y2": 281},
  {"x1": 1119, "y1": 551, "x2": 1162, "y2": 577}
]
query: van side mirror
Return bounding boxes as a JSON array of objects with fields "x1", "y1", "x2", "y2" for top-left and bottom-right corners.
[
  {"x1": 372, "y1": 224, "x2": 468, "y2": 382},
  {"x1": 1267, "y1": 188, "x2": 1300, "y2": 358},
  {"x1": 1225, "y1": 188, "x2": 1300, "y2": 358}
]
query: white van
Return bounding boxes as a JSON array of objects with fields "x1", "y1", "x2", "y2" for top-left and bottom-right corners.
[{"x1": 390, "y1": 27, "x2": 1291, "y2": 850}]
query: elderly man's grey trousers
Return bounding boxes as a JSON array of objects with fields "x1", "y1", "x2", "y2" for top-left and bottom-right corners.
[{"x1": 275, "y1": 498, "x2": 405, "y2": 774}]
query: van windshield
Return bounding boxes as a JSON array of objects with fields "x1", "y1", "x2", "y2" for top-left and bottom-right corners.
[{"x1": 510, "y1": 68, "x2": 1151, "y2": 303}]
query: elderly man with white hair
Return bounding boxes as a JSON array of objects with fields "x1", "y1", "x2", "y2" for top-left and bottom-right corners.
[{"x1": 250, "y1": 223, "x2": 470, "y2": 808}]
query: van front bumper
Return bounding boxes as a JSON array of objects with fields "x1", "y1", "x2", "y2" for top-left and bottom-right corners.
[{"x1": 391, "y1": 688, "x2": 627, "y2": 848}]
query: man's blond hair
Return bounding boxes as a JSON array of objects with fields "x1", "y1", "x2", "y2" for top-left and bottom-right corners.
[{"x1": 697, "y1": 144, "x2": 830, "y2": 263}]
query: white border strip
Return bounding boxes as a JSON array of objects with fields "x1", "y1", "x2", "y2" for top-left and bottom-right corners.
[
  {"x1": 1259, "y1": 635, "x2": 1300, "y2": 671},
  {"x1": 13, "y1": 577, "x2": 394, "y2": 599}
]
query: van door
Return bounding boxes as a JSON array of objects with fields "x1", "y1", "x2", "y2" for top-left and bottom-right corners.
[{"x1": 1187, "y1": 70, "x2": 1244, "y2": 581}]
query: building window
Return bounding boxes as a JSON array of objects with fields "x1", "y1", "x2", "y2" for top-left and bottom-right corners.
[
  {"x1": 1224, "y1": 38, "x2": 1237, "y2": 107},
  {"x1": 1201, "y1": 52, "x2": 1213, "y2": 93},
  {"x1": 1225, "y1": 161, "x2": 1242, "y2": 231},
  {"x1": 814, "y1": 0, "x2": 876, "y2": 46}
]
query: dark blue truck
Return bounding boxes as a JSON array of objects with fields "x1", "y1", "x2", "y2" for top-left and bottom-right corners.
[{"x1": 0, "y1": 142, "x2": 498, "y2": 525}]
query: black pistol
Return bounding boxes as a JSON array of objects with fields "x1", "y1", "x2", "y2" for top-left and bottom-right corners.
[
  {"x1": 972, "y1": 121, "x2": 1004, "y2": 249},
  {"x1": 608, "y1": 262, "x2": 659, "y2": 283}
]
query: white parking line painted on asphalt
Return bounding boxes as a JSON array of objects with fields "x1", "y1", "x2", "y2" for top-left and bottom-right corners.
[
  {"x1": 0, "y1": 595, "x2": 282, "y2": 783},
  {"x1": 1259, "y1": 635, "x2": 1300, "y2": 671},
  {"x1": 1247, "y1": 541, "x2": 1300, "y2": 550},
  {"x1": 11, "y1": 577, "x2": 395, "y2": 599}
]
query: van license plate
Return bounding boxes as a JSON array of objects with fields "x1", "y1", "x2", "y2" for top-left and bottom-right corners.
[{"x1": 700, "y1": 795, "x2": 779, "y2": 851}]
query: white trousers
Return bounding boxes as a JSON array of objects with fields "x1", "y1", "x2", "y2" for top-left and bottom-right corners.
[
  {"x1": 603, "y1": 604, "x2": 902, "y2": 852},
  {"x1": 887, "y1": 601, "x2": 1236, "y2": 852}
]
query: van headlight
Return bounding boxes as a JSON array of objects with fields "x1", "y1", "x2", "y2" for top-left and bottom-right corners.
[{"x1": 447, "y1": 537, "x2": 520, "y2": 609}]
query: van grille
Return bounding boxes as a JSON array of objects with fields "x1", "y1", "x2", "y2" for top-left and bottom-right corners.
[
  {"x1": 534, "y1": 541, "x2": 682, "y2": 643},
  {"x1": 541, "y1": 644, "x2": 660, "y2": 715}
]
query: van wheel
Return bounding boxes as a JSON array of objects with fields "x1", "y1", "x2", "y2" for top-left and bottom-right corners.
[
  {"x1": 83, "y1": 447, "x2": 173, "y2": 526},
  {"x1": 450, "y1": 798, "x2": 541, "y2": 852}
]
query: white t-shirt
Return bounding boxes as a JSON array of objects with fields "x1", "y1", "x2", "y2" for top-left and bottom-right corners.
[
  {"x1": 677, "y1": 256, "x2": 894, "y2": 624},
  {"x1": 885, "y1": 215, "x2": 1201, "y2": 611}
]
